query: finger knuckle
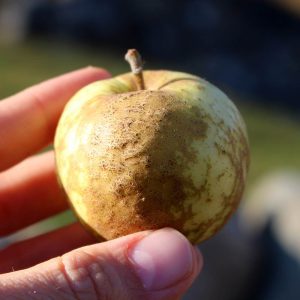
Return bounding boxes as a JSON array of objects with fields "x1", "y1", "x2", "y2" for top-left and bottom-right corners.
[{"x1": 60, "y1": 250, "x2": 114, "y2": 300}]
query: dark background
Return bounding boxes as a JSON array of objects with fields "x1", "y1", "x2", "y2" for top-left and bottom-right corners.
[{"x1": 27, "y1": 0, "x2": 300, "y2": 113}]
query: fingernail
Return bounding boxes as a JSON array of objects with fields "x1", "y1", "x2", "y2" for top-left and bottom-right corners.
[{"x1": 128, "y1": 228, "x2": 194, "y2": 290}]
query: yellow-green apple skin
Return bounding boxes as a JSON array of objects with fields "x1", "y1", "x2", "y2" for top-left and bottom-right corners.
[{"x1": 54, "y1": 70, "x2": 250, "y2": 244}]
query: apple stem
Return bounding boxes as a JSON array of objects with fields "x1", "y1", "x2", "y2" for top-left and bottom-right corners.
[{"x1": 125, "y1": 49, "x2": 145, "y2": 90}]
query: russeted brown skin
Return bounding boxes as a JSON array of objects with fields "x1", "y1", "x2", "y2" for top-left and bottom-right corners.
[{"x1": 54, "y1": 71, "x2": 250, "y2": 244}]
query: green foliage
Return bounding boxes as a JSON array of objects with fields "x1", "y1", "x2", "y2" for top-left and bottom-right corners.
[
  {"x1": 0, "y1": 40, "x2": 127, "y2": 98},
  {"x1": 239, "y1": 103, "x2": 300, "y2": 189}
]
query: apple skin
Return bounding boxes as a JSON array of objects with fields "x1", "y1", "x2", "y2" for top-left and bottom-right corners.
[{"x1": 54, "y1": 70, "x2": 250, "y2": 244}]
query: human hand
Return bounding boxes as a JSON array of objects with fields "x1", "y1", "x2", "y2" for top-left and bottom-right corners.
[{"x1": 0, "y1": 67, "x2": 202, "y2": 299}]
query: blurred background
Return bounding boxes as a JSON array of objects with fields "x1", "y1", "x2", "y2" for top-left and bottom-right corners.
[{"x1": 0, "y1": 0, "x2": 300, "y2": 299}]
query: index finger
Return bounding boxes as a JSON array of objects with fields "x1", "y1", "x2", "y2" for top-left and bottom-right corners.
[{"x1": 0, "y1": 67, "x2": 110, "y2": 171}]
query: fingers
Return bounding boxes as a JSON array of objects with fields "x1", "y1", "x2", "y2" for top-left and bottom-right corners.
[
  {"x1": 0, "y1": 223, "x2": 96, "y2": 274},
  {"x1": 0, "y1": 67, "x2": 110, "y2": 171},
  {"x1": 0, "y1": 151, "x2": 68, "y2": 236},
  {"x1": 0, "y1": 228, "x2": 202, "y2": 300}
]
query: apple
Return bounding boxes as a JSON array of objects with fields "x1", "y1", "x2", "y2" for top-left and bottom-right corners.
[{"x1": 54, "y1": 49, "x2": 250, "y2": 244}]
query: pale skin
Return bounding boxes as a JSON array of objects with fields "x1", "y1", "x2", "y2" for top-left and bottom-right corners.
[{"x1": 0, "y1": 67, "x2": 202, "y2": 300}]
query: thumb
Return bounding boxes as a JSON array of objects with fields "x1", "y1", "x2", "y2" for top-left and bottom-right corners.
[{"x1": 0, "y1": 228, "x2": 202, "y2": 300}]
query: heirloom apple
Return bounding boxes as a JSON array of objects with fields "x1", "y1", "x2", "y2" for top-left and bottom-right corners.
[{"x1": 54, "y1": 49, "x2": 250, "y2": 244}]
